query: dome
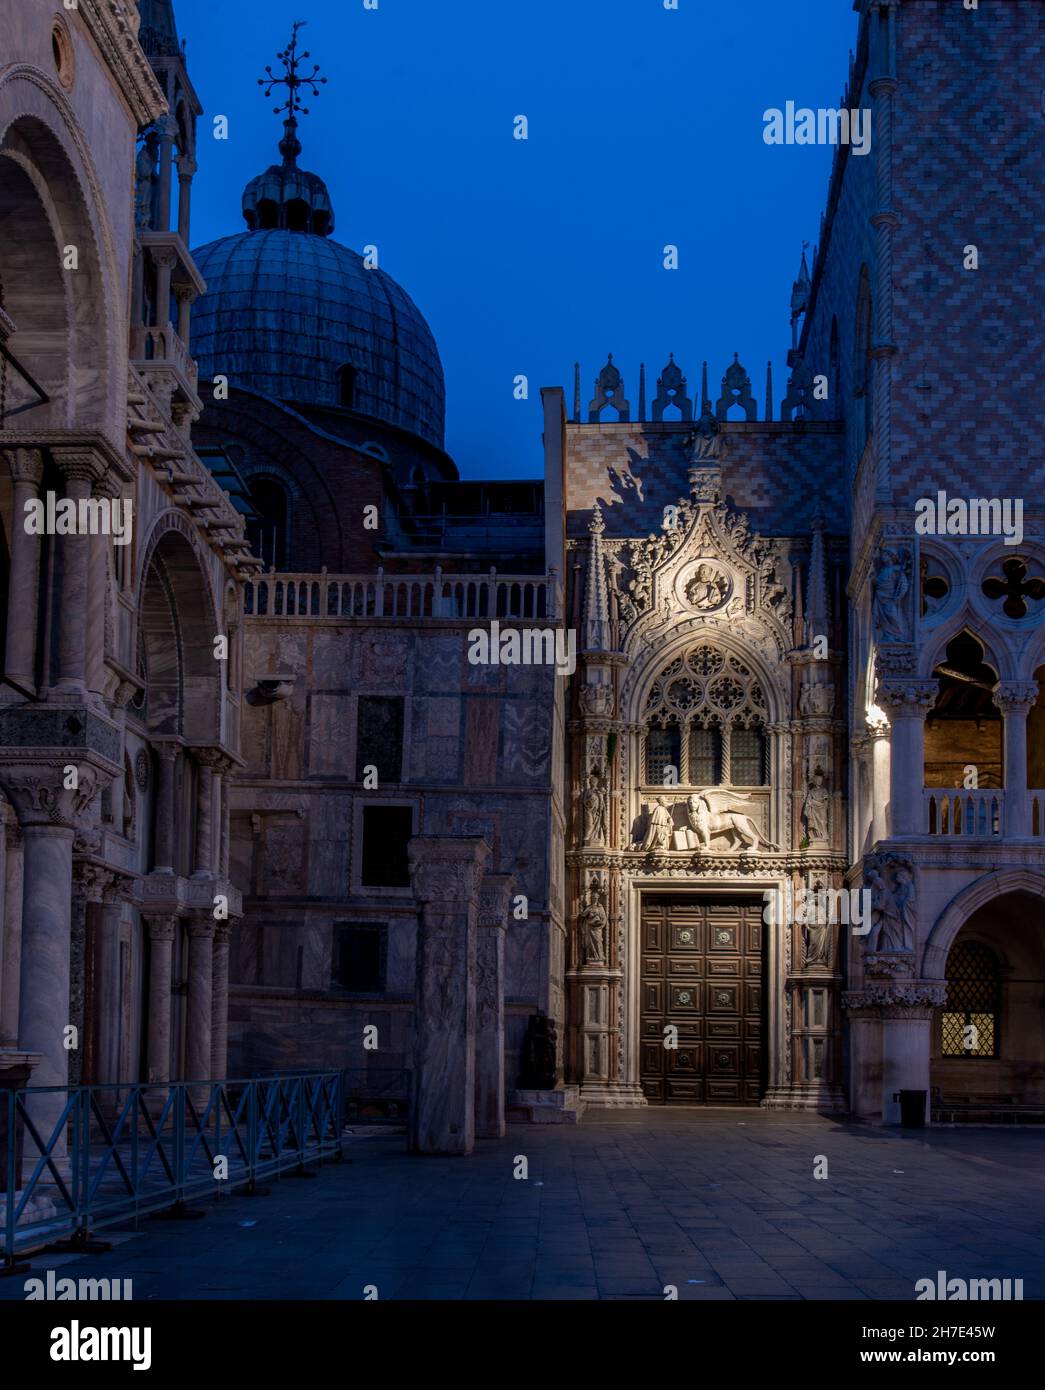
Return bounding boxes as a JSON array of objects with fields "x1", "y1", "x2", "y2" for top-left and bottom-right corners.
[{"x1": 191, "y1": 230, "x2": 446, "y2": 449}]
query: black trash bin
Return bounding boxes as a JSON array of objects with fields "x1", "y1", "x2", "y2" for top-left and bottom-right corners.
[{"x1": 895, "y1": 1089, "x2": 926, "y2": 1128}]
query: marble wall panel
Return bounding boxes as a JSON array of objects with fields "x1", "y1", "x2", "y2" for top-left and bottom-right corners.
[
  {"x1": 501, "y1": 700, "x2": 552, "y2": 783},
  {"x1": 307, "y1": 693, "x2": 354, "y2": 776},
  {"x1": 355, "y1": 633, "x2": 410, "y2": 689},
  {"x1": 464, "y1": 699, "x2": 499, "y2": 785},
  {"x1": 260, "y1": 819, "x2": 307, "y2": 896}
]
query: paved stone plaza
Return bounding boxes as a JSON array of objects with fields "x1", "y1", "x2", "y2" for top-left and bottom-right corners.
[{"x1": 2, "y1": 1110, "x2": 1043, "y2": 1301}]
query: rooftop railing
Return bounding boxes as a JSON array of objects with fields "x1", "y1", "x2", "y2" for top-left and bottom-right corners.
[{"x1": 244, "y1": 568, "x2": 560, "y2": 622}]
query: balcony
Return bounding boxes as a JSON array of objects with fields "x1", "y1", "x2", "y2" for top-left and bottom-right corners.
[
  {"x1": 131, "y1": 323, "x2": 200, "y2": 409},
  {"x1": 923, "y1": 789, "x2": 1045, "y2": 839}
]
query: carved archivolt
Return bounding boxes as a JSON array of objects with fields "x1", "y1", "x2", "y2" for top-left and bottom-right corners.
[{"x1": 614, "y1": 494, "x2": 793, "y2": 723}]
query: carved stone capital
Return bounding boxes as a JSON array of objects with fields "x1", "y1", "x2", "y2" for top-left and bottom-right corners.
[
  {"x1": 102, "y1": 872, "x2": 136, "y2": 906},
  {"x1": 4, "y1": 447, "x2": 45, "y2": 486},
  {"x1": 213, "y1": 923, "x2": 232, "y2": 948},
  {"x1": 842, "y1": 981, "x2": 946, "y2": 1013},
  {"x1": 0, "y1": 760, "x2": 111, "y2": 830},
  {"x1": 144, "y1": 913, "x2": 178, "y2": 943},
  {"x1": 876, "y1": 680, "x2": 938, "y2": 719},
  {"x1": 187, "y1": 913, "x2": 216, "y2": 939},
  {"x1": 992, "y1": 682, "x2": 1039, "y2": 716},
  {"x1": 73, "y1": 860, "x2": 113, "y2": 902},
  {"x1": 408, "y1": 836, "x2": 491, "y2": 905},
  {"x1": 478, "y1": 873, "x2": 517, "y2": 931},
  {"x1": 50, "y1": 448, "x2": 105, "y2": 487}
]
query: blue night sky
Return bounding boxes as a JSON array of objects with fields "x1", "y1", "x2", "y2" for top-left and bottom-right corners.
[{"x1": 176, "y1": 0, "x2": 860, "y2": 480}]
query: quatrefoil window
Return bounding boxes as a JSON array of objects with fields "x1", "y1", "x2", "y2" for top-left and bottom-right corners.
[{"x1": 981, "y1": 557, "x2": 1045, "y2": 619}]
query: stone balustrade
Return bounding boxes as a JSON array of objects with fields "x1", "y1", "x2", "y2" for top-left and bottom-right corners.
[{"x1": 244, "y1": 567, "x2": 561, "y2": 622}]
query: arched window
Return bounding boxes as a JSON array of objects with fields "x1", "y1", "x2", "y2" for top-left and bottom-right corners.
[
  {"x1": 338, "y1": 364, "x2": 357, "y2": 408},
  {"x1": 925, "y1": 633, "x2": 1000, "y2": 787},
  {"x1": 645, "y1": 724, "x2": 680, "y2": 786},
  {"x1": 643, "y1": 644, "x2": 769, "y2": 787},
  {"x1": 256, "y1": 199, "x2": 278, "y2": 230},
  {"x1": 731, "y1": 725, "x2": 767, "y2": 786},
  {"x1": 247, "y1": 478, "x2": 289, "y2": 571},
  {"x1": 940, "y1": 940, "x2": 1000, "y2": 1058}
]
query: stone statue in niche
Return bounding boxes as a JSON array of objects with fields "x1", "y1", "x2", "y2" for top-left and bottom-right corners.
[
  {"x1": 579, "y1": 681, "x2": 613, "y2": 717},
  {"x1": 799, "y1": 679, "x2": 835, "y2": 716},
  {"x1": 578, "y1": 875, "x2": 608, "y2": 964},
  {"x1": 641, "y1": 796, "x2": 674, "y2": 850},
  {"x1": 134, "y1": 129, "x2": 160, "y2": 233},
  {"x1": 803, "y1": 916, "x2": 832, "y2": 968},
  {"x1": 801, "y1": 768, "x2": 831, "y2": 843},
  {"x1": 872, "y1": 547, "x2": 912, "y2": 642},
  {"x1": 517, "y1": 1012, "x2": 557, "y2": 1089},
  {"x1": 581, "y1": 767, "x2": 608, "y2": 845},
  {"x1": 689, "y1": 410, "x2": 725, "y2": 462},
  {"x1": 893, "y1": 865, "x2": 917, "y2": 952},
  {"x1": 866, "y1": 865, "x2": 907, "y2": 952}
]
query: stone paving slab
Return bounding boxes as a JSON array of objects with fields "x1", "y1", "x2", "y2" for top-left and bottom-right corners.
[{"x1": 1, "y1": 1109, "x2": 1043, "y2": 1301}]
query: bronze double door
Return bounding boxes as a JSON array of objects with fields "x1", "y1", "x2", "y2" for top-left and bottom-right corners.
[{"x1": 640, "y1": 896, "x2": 766, "y2": 1104}]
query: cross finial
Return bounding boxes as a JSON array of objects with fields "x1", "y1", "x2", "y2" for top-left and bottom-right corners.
[{"x1": 257, "y1": 21, "x2": 328, "y2": 120}]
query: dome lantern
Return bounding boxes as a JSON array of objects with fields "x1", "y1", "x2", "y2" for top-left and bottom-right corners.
[{"x1": 243, "y1": 21, "x2": 334, "y2": 236}]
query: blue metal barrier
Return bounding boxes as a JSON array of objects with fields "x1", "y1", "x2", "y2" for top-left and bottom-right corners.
[{"x1": 1, "y1": 1071, "x2": 343, "y2": 1263}]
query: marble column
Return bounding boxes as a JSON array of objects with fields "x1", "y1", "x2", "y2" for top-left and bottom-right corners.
[
  {"x1": 85, "y1": 476, "x2": 116, "y2": 703},
  {"x1": 145, "y1": 913, "x2": 176, "y2": 1085},
  {"x1": 69, "y1": 859, "x2": 108, "y2": 1088},
  {"x1": 1, "y1": 826, "x2": 26, "y2": 1045},
  {"x1": 210, "y1": 923, "x2": 231, "y2": 1082},
  {"x1": 186, "y1": 914, "x2": 215, "y2": 1084},
  {"x1": 156, "y1": 116, "x2": 175, "y2": 232},
  {"x1": 175, "y1": 287, "x2": 193, "y2": 351},
  {"x1": 176, "y1": 156, "x2": 196, "y2": 244},
  {"x1": 50, "y1": 450, "x2": 102, "y2": 697},
  {"x1": 5, "y1": 791, "x2": 78, "y2": 1153},
  {"x1": 993, "y1": 682, "x2": 1039, "y2": 837},
  {"x1": 192, "y1": 750, "x2": 216, "y2": 877},
  {"x1": 152, "y1": 743, "x2": 178, "y2": 873},
  {"x1": 880, "y1": 1004, "x2": 935, "y2": 1126},
  {"x1": 2, "y1": 449, "x2": 44, "y2": 691},
  {"x1": 878, "y1": 682, "x2": 937, "y2": 836},
  {"x1": 95, "y1": 878, "x2": 129, "y2": 1085},
  {"x1": 407, "y1": 836, "x2": 490, "y2": 1156},
  {"x1": 867, "y1": 716, "x2": 891, "y2": 845},
  {"x1": 475, "y1": 874, "x2": 515, "y2": 1139},
  {"x1": 153, "y1": 246, "x2": 177, "y2": 332}
]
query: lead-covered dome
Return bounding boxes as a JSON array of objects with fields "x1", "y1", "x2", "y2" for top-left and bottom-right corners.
[
  {"x1": 191, "y1": 230, "x2": 446, "y2": 448},
  {"x1": 190, "y1": 97, "x2": 445, "y2": 450}
]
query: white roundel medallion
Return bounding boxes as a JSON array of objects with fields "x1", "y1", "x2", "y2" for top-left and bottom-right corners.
[{"x1": 676, "y1": 559, "x2": 733, "y2": 614}]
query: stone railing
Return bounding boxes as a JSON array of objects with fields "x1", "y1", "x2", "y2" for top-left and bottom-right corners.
[
  {"x1": 130, "y1": 324, "x2": 199, "y2": 391},
  {"x1": 244, "y1": 568, "x2": 560, "y2": 622},
  {"x1": 1029, "y1": 792, "x2": 1045, "y2": 838},
  {"x1": 923, "y1": 789, "x2": 1004, "y2": 838}
]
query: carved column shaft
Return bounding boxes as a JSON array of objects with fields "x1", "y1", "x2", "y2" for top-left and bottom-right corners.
[
  {"x1": 3, "y1": 449, "x2": 44, "y2": 690},
  {"x1": 475, "y1": 874, "x2": 514, "y2": 1139},
  {"x1": 879, "y1": 683, "x2": 937, "y2": 836},
  {"x1": 193, "y1": 753, "x2": 215, "y2": 876},
  {"x1": 407, "y1": 836, "x2": 490, "y2": 1156},
  {"x1": 186, "y1": 915, "x2": 215, "y2": 1084},
  {"x1": 153, "y1": 744, "x2": 177, "y2": 872},
  {"x1": 210, "y1": 923, "x2": 231, "y2": 1082},
  {"x1": 51, "y1": 453, "x2": 101, "y2": 695},
  {"x1": 994, "y1": 683, "x2": 1039, "y2": 836},
  {"x1": 145, "y1": 914, "x2": 176, "y2": 1085},
  {"x1": 0, "y1": 825, "x2": 22, "y2": 1045}
]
